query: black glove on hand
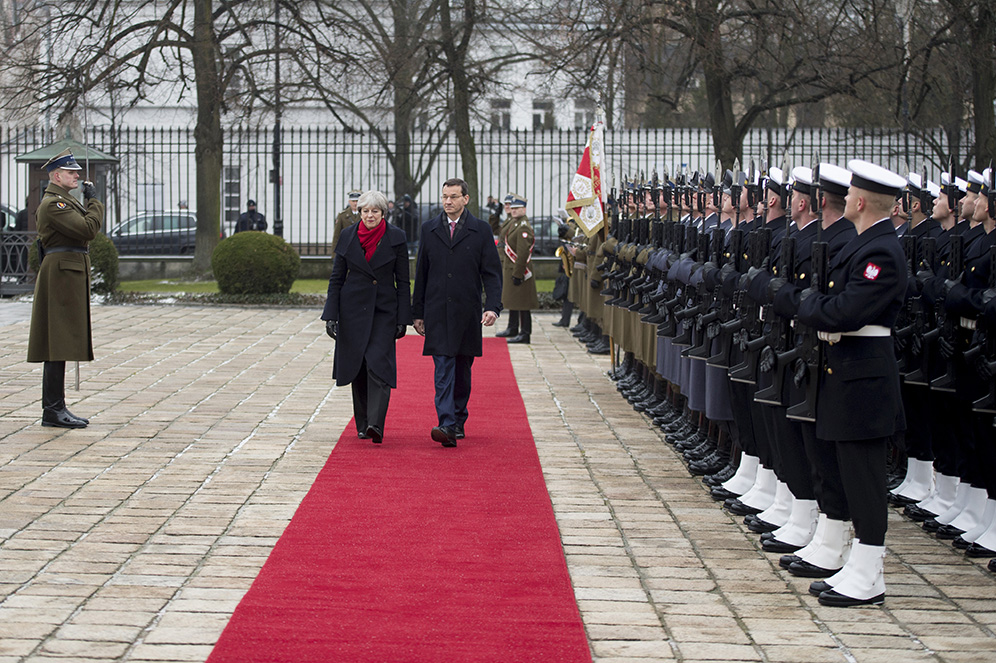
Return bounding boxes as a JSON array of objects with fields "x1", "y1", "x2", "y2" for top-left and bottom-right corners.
[
  {"x1": 512, "y1": 276, "x2": 523, "y2": 286},
  {"x1": 938, "y1": 335, "x2": 955, "y2": 360},
  {"x1": 745, "y1": 266, "x2": 765, "y2": 287},
  {"x1": 766, "y1": 277, "x2": 788, "y2": 303},
  {"x1": 792, "y1": 358, "x2": 808, "y2": 388},
  {"x1": 942, "y1": 279, "x2": 959, "y2": 297},
  {"x1": 799, "y1": 287, "x2": 817, "y2": 303},
  {"x1": 591, "y1": 278, "x2": 602, "y2": 288},
  {"x1": 82, "y1": 181, "x2": 97, "y2": 200},
  {"x1": 911, "y1": 333, "x2": 923, "y2": 357},
  {"x1": 325, "y1": 320, "x2": 337, "y2": 340},
  {"x1": 759, "y1": 346, "x2": 775, "y2": 373},
  {"x1": 395, "y1": 324, "x2": 406, "y2": 339},
  {"x1": 915, "y1": 268, "x2": 934, "y2": 285},
  {"x1": 894, "y1": 335, "x2": 908, "y2": 355}
]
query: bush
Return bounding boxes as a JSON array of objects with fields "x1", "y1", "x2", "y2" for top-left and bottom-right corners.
[
  {"x1": 211, "y1": 231, "x2": 301, "y2": 295},
  {"x1": 89, "y1": 232, "x2": 119, "y2": 295},
  {"x1": 28, "y1": 232, "x2": 119, "y2": 295}
]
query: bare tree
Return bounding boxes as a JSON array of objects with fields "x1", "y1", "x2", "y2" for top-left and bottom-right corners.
[{"x1": 0, "y1": 0, "x2": 351, "y2": 273}]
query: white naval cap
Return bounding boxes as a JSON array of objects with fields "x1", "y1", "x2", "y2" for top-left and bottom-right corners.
[
  {"x1": 907, "y1": 172, "x2": 924, "y2": 193},
  {"x1": 765, "y1": 166, "x2": 785, "y2": 194},
  {"x1": 790, "y1": 166, "x2": 813, "y2": 195},
  {"x1": 818, "y1": 162, "x2": 851, "y2": 197},
  {"x1": 847, "y1": 159, "x2": 906, "y2": 196},
  {"x1": 926, "y1": 180, "x2": 941, "y2": 199}
]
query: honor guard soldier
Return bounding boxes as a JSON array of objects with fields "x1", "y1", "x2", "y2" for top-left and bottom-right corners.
[
  {"x1": 498, "y1": 194, "x2": 539, "y2": 344},
  {"x1": 763, "y1": 159, "x2": 909, "y2": 607},
  {"x1": 332, "y1": 189, "x2": 362, "y2": 253},
  {"x1": 27, "y1": 148, "x2": 105, "y2": 428}
]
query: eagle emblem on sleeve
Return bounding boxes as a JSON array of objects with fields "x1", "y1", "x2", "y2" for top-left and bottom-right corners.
[{"x1": 863, "y1": 262, "x2": 881, "y2": 280}]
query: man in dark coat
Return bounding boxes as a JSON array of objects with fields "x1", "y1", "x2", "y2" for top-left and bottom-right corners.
[
  {"x1": 412, "y1": 178, "x2": 503, "y2": 447},
  {"x1": 234, "y1": 200, "x2": 267, "y2": 233},
  {"x1": 28, "y1": 148, "x2": 104, "y2": 428}
]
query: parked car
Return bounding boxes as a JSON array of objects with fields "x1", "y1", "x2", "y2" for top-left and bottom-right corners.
[
  {"x1": 1, "y1": 204, "x2": 16, "y2": 231},
  {"x1": 109, "y1": 210, "x2": 202, "y2": 255},
  {"x1": 530, "y1": 215, "x2": 564, "y2": 256}
]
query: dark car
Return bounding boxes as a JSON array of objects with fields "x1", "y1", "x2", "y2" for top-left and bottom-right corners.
[
  {"x1": 109, "y1": 210, "x2": 200, "y2": 255},
  {"x1": 529, "y1": 216, "x2": 564, "y2": 256}
]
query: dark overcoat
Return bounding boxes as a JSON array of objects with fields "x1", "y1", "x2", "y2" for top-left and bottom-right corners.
[
  {"x1": 411, "y1": 210, "x2": 503, "y2": 357},
  {"x1": 322, "y1": 223, "x2": 412, "y2": 388},
  {"x1": 27, "y1": 183, "x2": 104, "y2": 363},
  {"x1": 774, "y1": 219, "x2": 908, "y2": 442}
]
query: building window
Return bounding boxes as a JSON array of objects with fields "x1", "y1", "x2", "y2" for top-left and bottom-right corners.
[
  {"x1": 533, "y1": 100, "x2": 554, "y2": 130},
  {"x1": 575, "y1": 97, "x2": 596, "y2": 129},
  {"x1": 490, "y1": 99, "x2": 511, "y2": 130}
]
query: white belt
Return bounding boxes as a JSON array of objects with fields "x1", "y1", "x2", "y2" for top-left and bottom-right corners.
[
  {"x1": 960, "y1": 317, "x2": 977, "y2": 330},
  {"x1": 817, "y1": 325, "x2": 891, "y2": 343}
]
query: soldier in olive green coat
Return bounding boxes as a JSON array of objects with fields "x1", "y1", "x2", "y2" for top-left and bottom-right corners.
[
  {"x1": 499, "y1": 194, "x2": 539, "y2": 344},
  {"x1": 331, "y1": 189, "x2": 362, "y2": 253},
  {"x1": 28, "y1": 149, "x2": 105, "y2": 428}
]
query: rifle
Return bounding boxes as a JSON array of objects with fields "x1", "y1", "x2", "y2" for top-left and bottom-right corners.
[
  {"x1": 966, "y1": 245, "x2": 996, "y2": 414},
  {"x1": 672, "y1": 226, "x2": 702, "y2": 346},
  {"x1": 904, "y1": 237, "x2": 937, "y2": 385},
  {"x1": 706, "y1": 227, "x2": 745, "y2": 368},
  {"x1": 688, "y1": 227, "x2": 726, "y2": 360},
  {"x1": 729, "y1": 226, "x2": 773, "y2": 383},
  {"x1": 786, "y1": 159, "x2": 828, "y2": 422},
  {"x1": 929, "y1": 233, "x2": 964, "y2": 392},
  {"x1": 893, "y1": 233, "x2": 919, "y2": 374},
  {"x1": 754, "y1": 222, "x2": 797, "y2": 405}
]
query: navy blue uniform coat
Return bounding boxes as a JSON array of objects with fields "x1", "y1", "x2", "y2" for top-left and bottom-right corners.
[
  {"x1": 774, "y1": 219, "x2": 908, "y2": 441},
  {"x1": 322, "y1": 223, "x2": 412, "y2": 387},
  {"x1": 412, "y1": 210, "x2": 503, "y2": 357}
]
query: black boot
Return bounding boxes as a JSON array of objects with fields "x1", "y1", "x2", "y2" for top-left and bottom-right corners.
[
  {"x1": 42, "y1": 361, "x2": 87, "y2": 428},
  {"x1": 553, "y1": 300, "x2": 574, "y2": 327},
  {"x1": 507, "y1": 311, "x2": 531, "y2": 344},
  {"x1": 496, "y1": 310, "x2": 519, "y2": 338}
]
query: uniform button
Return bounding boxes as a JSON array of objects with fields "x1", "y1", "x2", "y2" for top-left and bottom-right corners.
[
  {"x1": 799, "y1": 272, "x2": 806, "y2": 280},
  {"x1": 372, "y1": 280, "x2": 377, "y2": 285},
  {"x1": 827, "y1": 367, "x2": 833, "y2": 375},
  {"x1": 828, "y1": 280, "x2": 835, "y2": 288},
  {"x1": 448, "y1": 273, "x2": 452, "y2": 278}
]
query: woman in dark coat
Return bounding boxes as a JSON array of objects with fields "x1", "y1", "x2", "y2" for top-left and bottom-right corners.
[{"x1": 322, "y1": 190, "x2": 412, "y2": 443}]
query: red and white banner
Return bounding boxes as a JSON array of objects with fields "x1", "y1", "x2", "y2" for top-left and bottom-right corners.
[{"x1": 565, "y1": 120, "x2": 606, "y2": 237}]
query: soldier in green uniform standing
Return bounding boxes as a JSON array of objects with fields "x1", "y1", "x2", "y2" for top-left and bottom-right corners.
[
  {"x1": 27, "y1": 148, "x2": 105, "y2": 428},
  {"x1": 331, "y1": 189, "x2": 362, "y2": 253},
  {"x1": 499, "y1": 194, "x2": 539, "y2": 344}
]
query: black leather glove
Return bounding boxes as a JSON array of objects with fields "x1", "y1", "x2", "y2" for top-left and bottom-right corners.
[
  {"x1": 759, "y1": 346, "x2": 775, "y2": 373},
  {"x1": 719, "y1": 261, "x2": 737, "y2": 282},
  {"x1": 82, "y1": 181, "x2": 97, "y2": 200},
  {"x1": 938, "y1": 335, "x2": 955, "y2": 360},
  {"x1": 706, "y1": 320, "x2": 721, "y2": 339},
  {"x1": 792, "y1": 358, "x2": 808, "y2": 388},
  {"x1": 325, "y1": 320, "x2": 337, "y2": 340},
  {"x1": 894, "y1": 334, "x2": 908, "y2": 355},
  {"x1": 799, "y1": 287, "x2": 817, "y2": 303},
  {"x1": 512, "y1": 276, "x2": 523, "y2": 286},
  {"x1": 591, "y1": 278, "x2": 602, "y2": 288},
  {"x1": 979, "y1": 358, "x2": 994, "y2": 382},
  {"x1": 395, "y1": 324, "x2": 406, "y2": 339},
  {"x1": 766, "y1": 277, "x2": 788, "y2": 303},
  {"x1": 745, "y1": 266, "x2": 766, "y2": 288},
  {"x1": 915, "y1": 268, "x2": 934, "y2": 285},
  {"x1": 911, "y1": 333, "x2": 923, "y2": 357},
  {"x1": 942, "y1": 279, "x2": 958, "y2": 297}
]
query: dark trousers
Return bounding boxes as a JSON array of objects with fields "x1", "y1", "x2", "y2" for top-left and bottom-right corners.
[
  {"x1": 503, "y1": 311, "x2": 520, "y2": 334},
  {"x1": 351, "y1": 359, "x2": 391, "y2": 433},
  {"x1": 772, "y1": 407, "x2": 816, "y2": 500},
  {"x1": 836, "y1": 437, "x2": 888, "y2": 546},
  {"x1": 902, "y1": 383, "x2": 933, "y2": 460},
  {"x1": 433, "y1": 354, "x2": 474, "y2": 428},
  {"x1": 801, "y1": 422, "x2": 850, "y2": 522}
]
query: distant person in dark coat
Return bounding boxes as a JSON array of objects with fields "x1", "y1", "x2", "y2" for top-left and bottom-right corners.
[
  {"x1": 412, "y1": 178, "x2": 503, "y2": 447},
  {"x1": 322, "y1": 190, "x2": 412, "y2": 443},
  {"x1": 234, "y1": 200, "x2": 267, "y2": 233}
]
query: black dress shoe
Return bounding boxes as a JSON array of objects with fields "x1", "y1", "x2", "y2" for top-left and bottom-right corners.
[
  {"x1": 506, "y1": 333, "x2": 530, "y2": 344},
  {"x1": 587, "y1": 342, "x2": 610, "y2": 355},
  {"x1": 888, "y1": 492, "x2": 917, "y2": 507},
  {"x1": 65, "y1": 409, "x2": 89, "y2": 425},
  {"x1": 922, "y1": 518, "x2": 941, "y2": 532},
  {"x1": 779, "y1": 554, "x2": 802, "y2": 569},
  {"x1": 809, "y1": 580, "x2": 832, "y2": 596},
  {"x1": 988, "y1": 559, "x2": 996, "y2": 572},
  {"x1": 818, "y1": 589, "x2": 885, "y2": 607},
  {"x1": 788, "y1": 560, "x2": 841, "y2": 578},
  {"x1": 965, "y1": 542, "x2": 996, "y2": 558},
  {"x1": 725, "y1": 499, "x2": 763, "y2": 517},
  {"x1": 710, "y1": 486, "x2": 737, "y2": 501},
  {"x1": 552, "y1": 320, "x2": 569, "y2": 327},
  {"x1": 762, "y1": 538, "x2": 804, "y2": 554},
  {"x1": 953, "y1": 535, "x2": 970, "y2": 549},
  {"x1": 760, "y1": 531, "x2": 775, "y2": 542},
  {"x1": 365, "y1": 426, "x2": 383, "y2": 443},
  {"x1": 42, "y1": 408, "x2": 87, "y2": 429},
  {"x1": 904, "y1": 504, "x2": 938, "y2": 522},
  {"x1": 748, "y1": 517, "x2": 780, "y2": 534},
  {"x1": 936, "y1": 524, "x2": 965, "y2": 540},
  {"x1": 454, "y1": 424, "x2": 465, "y2": 440},
  {"x1": 357, "y1": 430, "x2": 369, "y2": 439},
  {"x1": 495, "y1": 328, "x2": 518, "y2": 338},
  {"x1": 431, "y1": 426, "x2": 457, "y2": 447}
]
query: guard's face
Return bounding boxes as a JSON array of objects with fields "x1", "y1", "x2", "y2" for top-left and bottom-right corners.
[
  {"x1": 441, "y1": 185, "x2": 468, "y2": 217},
  {"x1": 510, "y1": 206, "x2": 526, "y2": 218},
  {"x1": 349, "y1": 199, "x2": 358, "y2": 212},
  {"x1": 51, "y1": 168, "x2": 80, "y2": 190}
]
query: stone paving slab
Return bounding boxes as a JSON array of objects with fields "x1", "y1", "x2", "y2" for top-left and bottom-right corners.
[{"x1": 0, "y1": 304, "x2": 994, "y2": 662}]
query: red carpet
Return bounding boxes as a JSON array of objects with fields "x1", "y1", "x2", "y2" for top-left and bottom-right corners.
[{"x1": 207, "y1": 337, "x2": 592, "y2": 662}]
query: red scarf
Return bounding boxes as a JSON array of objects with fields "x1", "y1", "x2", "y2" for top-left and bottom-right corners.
[{"x1": 356, "y1": 218, "x2": 387, "y2": 261}]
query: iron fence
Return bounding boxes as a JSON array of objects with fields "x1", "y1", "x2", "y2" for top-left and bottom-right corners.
[{"x1": 1, "y1": 124, "x2": 974, "y2": 270}]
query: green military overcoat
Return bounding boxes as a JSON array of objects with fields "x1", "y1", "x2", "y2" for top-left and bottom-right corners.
[
  {"x1": 501, "y1": 216, "x2": 539, "y2": 310},
  {"x1": 331, "y1": 207, "x2": 360, "y2": 253},
  {"x1": 28, "y1": 183, "x2": 104, "y2": 362}
]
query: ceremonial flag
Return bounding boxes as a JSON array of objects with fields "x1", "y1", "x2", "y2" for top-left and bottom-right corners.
[{"x1": 565, "y1": 120, "x2": 606, "y2": 237}]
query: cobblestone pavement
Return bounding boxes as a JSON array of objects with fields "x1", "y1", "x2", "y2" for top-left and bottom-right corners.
[{"x1": 0, "y1": 303, "x2": 994, "y2": 663}]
